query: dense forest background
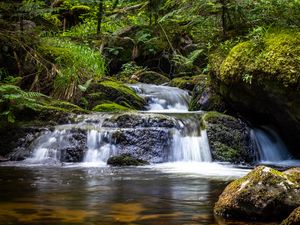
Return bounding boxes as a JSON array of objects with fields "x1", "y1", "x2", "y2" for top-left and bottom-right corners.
[{"x1": 0, "y1": 0, "x2": 299, "y2": 127}]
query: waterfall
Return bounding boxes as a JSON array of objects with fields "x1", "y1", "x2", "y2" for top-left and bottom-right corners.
[
  {"x1": 84, "y1": 130, "x2": 116, "y2": 163},
  {"x1": 251, "y1": 127, "x2": 291, "y2": 163},
  {"x1": 129, "y1": 83, "x2": 190, "y2": 112},
  {"x1": 170, "y1": 129, "x2": 211, "y2": 162}
]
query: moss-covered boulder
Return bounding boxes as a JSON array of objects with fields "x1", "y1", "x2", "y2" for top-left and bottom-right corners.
[
  {"x1": 107, "y1": 154, "x2": 149, "y2": 166},
  {"x1": 170, "y1": 75, "x2": 203, "y2": 91},
  {"x1": 210, "y1": 29, "x2": 300, "y2": 156},
  {"x1": 281, "y1": 206, "x2": 300, "y2": 225},
  {"x1": 137, "y1": 71, "x2": 169, "y2": 85},
  {"x1": 189, "y1": 75, "x2": 226, "y2": 111},
  {"x1": 85, "y1": 80, "x2": 146, "y2": 110},
  {"x1": 214, "y1": 166, "x2": 300, "y2": 221},
  {"x1": 201, "y1": 111, "x2": 256, "y2": 164}
]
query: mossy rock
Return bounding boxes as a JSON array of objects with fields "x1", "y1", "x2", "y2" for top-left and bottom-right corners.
[
  {"x1": 92, "y1": 103, "x2": 131, "y2": 112},
  {"x1": 170, "y1": 75, "x2": 203, "y2": 91},
  {"x1": 281, "y1": 206, "x2": 300, "y2": 225},
  {"x1": 85, "y1": 79, "x2": 146, "y2": 110},
  {"x1": 201, "y1": 111, "x2": 256, "y2": 164},
  {"x1": 214, "y1": 166, "x2": 300, "y2": 221},
  {"x1": 189, "y1": 75, "x2": 226, "y2": 111},
  {"x1": 209, "y1": 29, "x2": 300, "y2": 155},
  {"x1": 137, "y1": 71, "x2": 170, "y2": 85},
  {"x1": 107, "y1": 154, "x2": 149, "y2": 166}
]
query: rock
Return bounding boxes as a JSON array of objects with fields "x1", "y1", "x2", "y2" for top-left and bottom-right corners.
[
  {"x1": 201, "y1": 111, "x2": 257, "y2": 164},
  {"x1": 102, "y1": 113, "x2": 177, "y2": 128},
  {"x1": 111, "y1": 128, "x2": 172, "y2": 163},
  {"x1": 214, "y1": 166, "x2": 300, "y2": 221},
  {"x1": 137, "y1": 71, "x2": 170, "y2": 85},
  {"x1": 189, "y1": 75, "x2": 226, "y2": 111},
  {"x1": 210, "y1": 30, "x2": 300, "y2": 156},
  {"x1": 102, "y1": 113, "x2": 176, "y2": 163},
  {"x1": 170, "y1": 75, "x2": 201, "y2": 91},
  {"x1": 107, "y1": 154, "x2": 149, "y2": 166},
  {"x1": 281, "y1": 206, "x2": 300, "y2": 225},
  {"x1": 85, "y1": 79, "x2": 146, "y2": 110}
]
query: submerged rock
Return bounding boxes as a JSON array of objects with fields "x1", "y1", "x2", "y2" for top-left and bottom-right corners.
[
  {"x1": 214, "y1": 166, "x2": 300, "y2": 221},
  {"x1": 201, "y1": 111, "x2": 256, "y2": 164},
  {"x1": 107, "y1": 154, "x2": 148, "y2": 166},
  {"x1": 281, "y1": 206, "x2": 300, "y2": 225}
]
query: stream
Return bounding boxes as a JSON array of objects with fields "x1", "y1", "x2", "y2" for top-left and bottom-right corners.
[{"x1": 0, "y1": 83, "x2": 298, "y2": 225}]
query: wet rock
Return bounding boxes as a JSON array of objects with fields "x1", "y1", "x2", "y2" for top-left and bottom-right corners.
[
  {"x1": 281, "y1": 206, "x2": 300, "y2": 225},
  {"x1": 202, "y1": 111, "x2": 256, "y2": 164},
  {"x1": 103, "y1": 113, "x2": 177, "y2": 129},
  {"x1": 107, "y1": 153, "x2": 149, "y2": 166},
  {"x1": 214, "y1": 166, "x2": 300, "y2": 221},
  {"x1": 112, "y1": 128, "x2": 172, "y2": 163}
]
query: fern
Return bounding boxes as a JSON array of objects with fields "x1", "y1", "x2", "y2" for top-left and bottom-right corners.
[{"x1": 0, "y1": 84, "x2": 46, "y2": 123}]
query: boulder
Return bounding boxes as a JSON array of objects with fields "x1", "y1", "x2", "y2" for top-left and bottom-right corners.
[
  {"x1": 137, "y1": 71, "x2": 170, "y2": 85},
  {"x1": 214, "y1": 166, "x2": 300, "y2": 221},
  {"x1": 102, "y1": 113, "x2": 176, "y2": 163},
  {"x1": 281, "y1": 206, "x2": 300, "y2": 225},
  {"x1": 188, "y1": 75, "x2": 226, "y2": 111},
  {"x1": 210, "y1": 30, "x2": 300, "y2": 156},
  {"x1": 202, "y1": 112, "x2": 256, "y2": 164},
  {"x1": 107, "y1": 154, "x2": 149, "y2": 166},
  {"x1": 85, "y1": 79, "x2": 146, "y2": 110}
]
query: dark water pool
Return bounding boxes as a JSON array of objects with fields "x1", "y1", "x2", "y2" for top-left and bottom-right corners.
[{"x1": 0, "y1": 164, "x2": 278, "y2": 225}]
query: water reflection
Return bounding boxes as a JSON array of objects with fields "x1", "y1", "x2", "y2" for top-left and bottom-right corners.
[{"x1": 0, "y1": 166, "x2": 277, "y2": 225}]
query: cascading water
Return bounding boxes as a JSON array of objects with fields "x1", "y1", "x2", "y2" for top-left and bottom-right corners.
[
  {"x1": 129, "y1": 83, "x2": 190, "y2": 112},
  {"x1": 251, "y1": 127, "x2": 292, "y2": 163},
  {"x1": 25, "y1": 83, "x2": 211, "y2": 165}
]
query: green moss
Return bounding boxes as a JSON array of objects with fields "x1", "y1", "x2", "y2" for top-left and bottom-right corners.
[
  {"x1": 170, "y1": 75, "x2": 202, "y2": 90},
  {"x1": 137, "y1": 71, "x2": 170, "y2": 85},
  {"x1": 85, "y1": 80, "x2": 145, "y2": 110},
  {"x1": 92, "y1": 103, "x2": 131, "y2": 112},
  {"x1": 71, "y1": 5, "x2": 91, "y2": 12},
  {"x1": 202, "y1": 111, "x2": 235, "y2": 125},
  {"x1": 213, "y1": 142, "x2": 239, "y2": 162},
  {"x1": 219, "y1": 30, "x2": 300, "y2": 88}
]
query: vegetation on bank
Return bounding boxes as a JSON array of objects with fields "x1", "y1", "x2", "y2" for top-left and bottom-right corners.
[{"x1": 1, "y1": 0, "x2": 300, "y2": 126}]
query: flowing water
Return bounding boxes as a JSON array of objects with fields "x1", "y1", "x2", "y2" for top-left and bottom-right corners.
[{"x1": 0, "y1": 83, "x2": 295, "y2": 225}]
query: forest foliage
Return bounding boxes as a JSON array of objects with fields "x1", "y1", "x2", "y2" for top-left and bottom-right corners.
[{"x1": 0, "y1": 0, "x2": 300, "y2": 123}]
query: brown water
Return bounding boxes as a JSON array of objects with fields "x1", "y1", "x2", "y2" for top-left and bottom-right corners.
[{"x1": 0, "y1": 165, "x2": 278, "y2": 225}]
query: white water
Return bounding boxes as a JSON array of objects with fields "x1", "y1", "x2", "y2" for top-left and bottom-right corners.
[
  {"x1": 252, "y1": 127, "x2": 292, "y2": 163},
  {"x1": 84, "y1": 130, "x2": 116, "y2": 164},
  {"x1": 129, "y1": 83, "x2": 190, "y2": 112},
  {"x1": 170, "y1": 130, "x2": 211, "y2": 162}
]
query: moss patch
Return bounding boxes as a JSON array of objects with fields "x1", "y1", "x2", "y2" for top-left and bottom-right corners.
[{"x1": 92, "y1": 103, "x2": 131, "y2": 112}]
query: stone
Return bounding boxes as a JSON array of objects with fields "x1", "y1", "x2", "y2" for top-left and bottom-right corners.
[
  {"x1": 202, "y1": 111, "x2": 256, "y2": 164},
  {"x1": 107, "y1": 154, "x2": 149, "y2": 166},
  {"x1": 281, "y1": 206, "x2": 300, "y2": 225},
  {"x1": 214, "y1": 166, "x2": 300, "y2": 221}
]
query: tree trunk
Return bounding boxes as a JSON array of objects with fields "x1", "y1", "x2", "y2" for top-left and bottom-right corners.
[{"x1": 97, "y1": 0, "x2": 104, "y2": 34}]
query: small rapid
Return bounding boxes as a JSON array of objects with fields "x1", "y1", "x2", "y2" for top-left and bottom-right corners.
[{"x1": 129, "y1": 83, "x2": 190, "y2": 112}]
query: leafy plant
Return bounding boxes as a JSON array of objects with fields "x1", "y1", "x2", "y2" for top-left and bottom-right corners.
[{"x1": 0, "y1": 84, "x2": 46, "y2": 123}]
